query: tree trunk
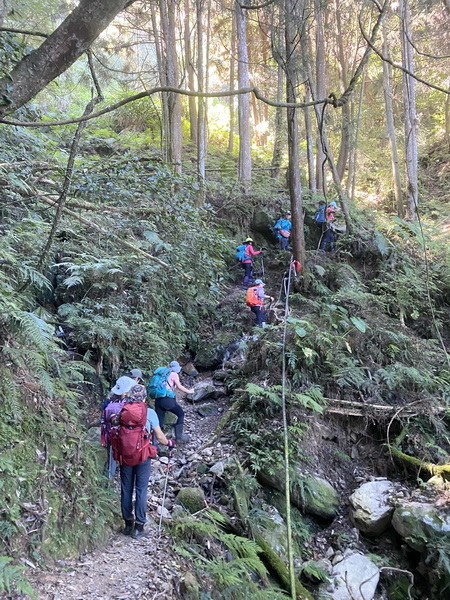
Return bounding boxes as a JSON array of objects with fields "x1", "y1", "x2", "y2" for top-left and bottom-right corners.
[
  {"x1": 334, "y1": 0, "x2": 351, "y2": 183},
  {"x1": 160, "y1": 0, "x2": 183, "y2": 174},
  {"x1": 314, "y1": 0, "x2": 326, "y2": 192},
  {"x1": 304, "y1": 89, "x2": 315, "y2": 192},
  {"x1": 382, "y1": 20, "x2": 404, "y2": 217},
  {"x1": 300, "y1": 23, "x2": 316, "y2": 192},
  {"x1": 196, "y1": 0, "x2": 206, "y2": 204},
  {"x1": 228, "y1": 13, "x2": 236, "y2": 155},
  {"x1": 150, "y1": 4, "x2": 169, "y2": 160},
  {"x1": 185, "y1": 0, "x2": 198, "y2": 144},
  {"x1": 400, "y1": 0, "x2": 418, "y2": 221},
  {"x1": 271, "y1": 62, "x2": 284, "y2": 179},
  {"x1": 0, "y1": 1, "x2": 7, "y2": 27},
  {"x1": 445, "y1": 93, "x2": 450, "y2": 150},
  {"x1": 0, "y1": 0, "x2": 130, "y2": 116},
  {"x1": 285, "y1": 0, "x2": 305, "y2": 268},
  {"x1": 236, "y1": 0, "x2": 252, "y2": 190}
]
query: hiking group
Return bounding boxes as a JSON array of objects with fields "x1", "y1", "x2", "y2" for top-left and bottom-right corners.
[
  {"x1": 238, "y1": 201, "x2": 344, "y2": 327},
  {"x1": 100, "y1": 362, "x2": 194, "y2": 539},
  {"x1": 100, "y1": 199, "x2": 345, "y2": 537}
]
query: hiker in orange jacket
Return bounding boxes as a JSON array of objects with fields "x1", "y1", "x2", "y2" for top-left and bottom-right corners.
[{"x1": 246, "y1": 279, "x2": 274, "y2": 328}]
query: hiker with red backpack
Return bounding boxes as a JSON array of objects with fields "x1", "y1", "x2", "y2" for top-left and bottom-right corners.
[
  {"x1": 246, "y1": 279, "x2": 274, "y2": 328},
  {"x1": 108, "y1": 376, "x2": 175, "y2": 539},
  {"x1": 148, "y1": 361, "x2": 194, "y2": 443},
  {"x1": 101, "y1": 368, "x2": 145, "y2": 478}
]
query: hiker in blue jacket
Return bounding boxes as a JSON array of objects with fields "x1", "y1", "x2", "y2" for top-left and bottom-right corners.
[
  {"x1": 273, "y1": 211, "x2": 292, "y2": 250},
  {"x1": 154, "y1": 361, "x2": 194, "y2": 443}
]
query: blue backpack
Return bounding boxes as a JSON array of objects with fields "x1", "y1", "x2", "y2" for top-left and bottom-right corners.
[
  {"x1": 147, "y1": 367, "x2": 176, "y2": 399},
  {"x1": 314, "y1": 206, "x2": 327, "y2": 224},
  {"x1": 235, "y1": 244, "x2": 247, "y2": 262}
]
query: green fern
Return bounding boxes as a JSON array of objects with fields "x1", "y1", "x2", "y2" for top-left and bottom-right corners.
[{"x1": 0, "y1": 556, "x2": 34, "y2": 597}]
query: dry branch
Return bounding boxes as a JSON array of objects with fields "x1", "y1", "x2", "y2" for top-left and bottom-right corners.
[{"x1": 38, "y1": 196, "x2": 170, "y2": 269}]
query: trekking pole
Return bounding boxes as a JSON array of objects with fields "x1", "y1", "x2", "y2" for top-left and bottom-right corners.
[
  {"x1": 260, "y1": 253, "x2": 265, "y2": 279},
  {"x1": 158, "y1": 450, "x2": 172, "y2": 534}
]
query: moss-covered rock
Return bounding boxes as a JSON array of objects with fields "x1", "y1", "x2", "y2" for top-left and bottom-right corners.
[
  {"x1": 251, "y1": 209, "x2": 275, "y2": 242},
  {"x1": 180, "y1": 572, "x2": 201, "y2": 599},
  {"x1": 194, "y1": 341, "x2": 226, "y2": 369},
  {"x1": 249, "y1": 504, "x2": 301, "y2": 565},
  {"x1": 296, "y1": 475, "x2": 339, "y2": 519},
  {"x1": 392, "y1": 502, "x2": 450, "y2": 551},
  {"x1": 258, "y1": 469, "x2": 339, "y2": 519},
  {"x1": 176, "y1": 487, "x2": 206, "y2": 514}
]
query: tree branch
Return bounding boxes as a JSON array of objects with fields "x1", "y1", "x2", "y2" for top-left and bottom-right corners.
[
  {"x1": 0, "y1": 86, "x2": 335, "y2": 128},
  {"x1": 0, "y1": 27, "x2": 48, "y2": 38},
  {"x1": 359, "y1": 2, "x2": 450, "y2": 96}
]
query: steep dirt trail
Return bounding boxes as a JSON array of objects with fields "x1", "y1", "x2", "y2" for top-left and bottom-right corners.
[{"x1": 26, "y1": 386, "x2": 231, "y2": 600}]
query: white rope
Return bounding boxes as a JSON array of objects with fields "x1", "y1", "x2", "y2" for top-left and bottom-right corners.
[{"x1": 280, "y1": 261, "x2": 297, "y2": 599}]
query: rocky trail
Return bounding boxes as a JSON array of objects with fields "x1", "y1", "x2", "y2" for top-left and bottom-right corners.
[{"x1": 25, "y1": 373, "x2": 234, "y2": 600}]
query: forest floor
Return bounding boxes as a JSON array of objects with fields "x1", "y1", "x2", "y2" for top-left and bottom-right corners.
[{"x1": 25, "y1": 388, "x2": 230, "y2": 600}]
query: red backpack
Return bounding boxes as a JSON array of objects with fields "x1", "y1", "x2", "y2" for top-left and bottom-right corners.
[{"x1": 110, "y1": 401, "x2": 157, "y2": 466}]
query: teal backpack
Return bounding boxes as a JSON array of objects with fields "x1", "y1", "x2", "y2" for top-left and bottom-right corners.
[
  {"x1": 235, "y1": 244, "x2": 247, "y2": 262},
  {"x1": 147, "y1": 367, "x2": 176, "y2": 399}
]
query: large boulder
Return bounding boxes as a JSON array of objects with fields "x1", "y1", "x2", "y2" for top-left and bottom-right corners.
[
  {"x1": 176, "y1": 487, "x2": 206, "y2": 514},
  {"x1": 319, "y1": 553, "x2": 379, "y2": 600},
  {"x1": 194, "y1": 334, "x2": 242, "y2": 370},
  {"x1": 251, "y1": 209, "x2": 275, "y2": 242},
  {"x1": 191, "y1": 383, "x2": 227, "y2": 402},
  {"x1": 349, "y1": 479, "x2": 395, "y2": 535},
  {"x1": 392, "y1": 502, "x2": 450, "y2": 551},
  {"x1": 194, "y1": 342, "x2": 226, "y2": 370},
  {"x1": 258, "y1": 469, "x2": 339, "y2": 519}
]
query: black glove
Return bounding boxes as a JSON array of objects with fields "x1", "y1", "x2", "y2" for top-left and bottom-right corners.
[{"x1": 167, "y1": 438, "x2": 176, "y2": 449}]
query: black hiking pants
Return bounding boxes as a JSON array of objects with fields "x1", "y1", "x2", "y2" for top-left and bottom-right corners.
[{"x1": 155, "y1": 396, "x2": 185, "y2": 429}]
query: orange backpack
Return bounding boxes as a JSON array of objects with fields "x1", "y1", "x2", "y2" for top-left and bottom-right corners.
[{"x1": 246, "y1": 286, "x2": 262, "y2": 307}]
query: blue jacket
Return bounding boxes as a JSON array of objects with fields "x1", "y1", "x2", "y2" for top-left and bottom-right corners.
[{"x1": 273, "y1": 218, "x2": 292, "y2": 238}]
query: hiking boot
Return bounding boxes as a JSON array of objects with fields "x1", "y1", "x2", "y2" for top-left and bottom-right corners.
[
  {"x1": 131, "y1": 522, "x2": 148, "y2": 539},
  {"x1": 174, "y1": 424, "x2": 190, "y2": 443},
  {"x1": 123, "y1": 519, "x2": 134, "y2": 536}
]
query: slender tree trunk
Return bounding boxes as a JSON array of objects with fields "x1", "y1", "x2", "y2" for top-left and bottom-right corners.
[
  {"x1": 236, "y1": 0, "x2": 252, "y2": 190},
  {"x1": 271, "y1": 62, "x2": 284, "y2": 179},
  {"x1": 196, "y1": 0, "x2": 206, "y2": 204},
  {"x1": 400, "y1": 0, "x2": 418, "y2": 220},
  {"x1": 445, "y1": 94, "x2": 450, "y2": 150},
  {"x1": 335, "y1": 0, "x2": 350, "y2": 183},
  {"x1": 150, "y1": 4, "x2": 169, "y2": 160},
  {"x1": 160, "y1": 0, "x2": 182, "y2": 174},
  {"x1": 185, "y1": 0, "x2": 197, "y2": 144},
  {"x1": 0, "y1": 0, "x2": 130, "y2": 115},
  {"x1": 300, "y1": 21, "x2": 316, "y2": 192},
  {"x1": 304, "y1": 89, "x2": 315, "y2": 191},
  {"x1": 314, "y1": 0, "x2": 326, "y2": 192},
  {"x1": 382, "y1": 20, "x2": 404, "y2": 217},
  {"x1": 0, "y1": 1, "x2": 7, "y2": 26},
  {"x1": 228, "y1": 13, "x2": 236, "y2": 154},
  {"x1": 285, "y1": 0, "x2": 305, "y2": 268},
  {"x1": 348, "y1": 75, "x2": 364, "y2": 204}
]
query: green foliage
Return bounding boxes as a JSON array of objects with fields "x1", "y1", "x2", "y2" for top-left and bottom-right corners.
[
  {"x1": 0, "y1": 556, "x2": 34, "y2": 597},
  {"x1": 297, "y1": 560, "x2": 329, "y2": 584},
  {"x1": 172, "y1": 510, "x2": 290, "y2": 599}
]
